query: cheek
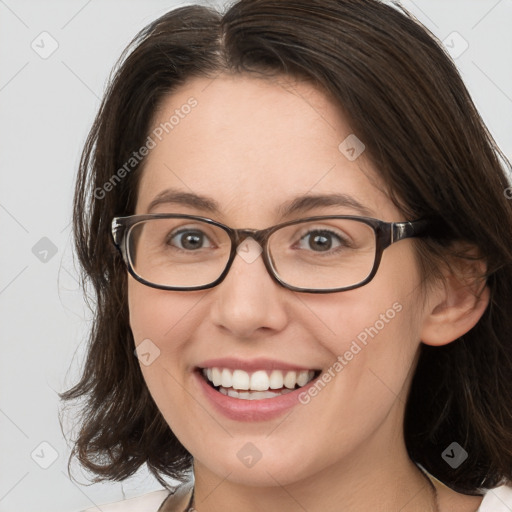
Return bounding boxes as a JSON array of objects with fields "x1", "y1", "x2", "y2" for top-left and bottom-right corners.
[
  {"x1": 302, "y1": 268, "x2": 421, "y2": 355},
  {"x1": 127, "y1": 279, "x2": 200, "y2": 393},
  {"x1": 287, "y1": 293, "x2": 423, "y2": 473},
  {"x1": 128, "y1": 280, "x2": 208, "y2": 434},
  {"x1": 298, "y1": 292, "x2": 419, "y2": 405},
  {"x1": 128, "y1": 278, "x2": 202, "y2": 347},
  {"x1": 297, "y1": 244, "x2": 425, "y2": 398}
]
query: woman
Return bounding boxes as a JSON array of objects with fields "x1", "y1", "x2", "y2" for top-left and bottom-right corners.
[{"x1": 61, "y1": 0, "x2": 512, "y2": 511}]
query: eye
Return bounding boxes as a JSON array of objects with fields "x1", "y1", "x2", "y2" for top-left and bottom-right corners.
[
  {"x1": 296, "y1": 229, "x2": 348, "y2": 252},
  {"x1": 167, "y1": 228, "x2": 214, "y2": 251}
]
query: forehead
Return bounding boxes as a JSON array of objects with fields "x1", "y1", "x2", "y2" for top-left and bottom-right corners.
[{"x1": 136, "y1": 73, "x2": 396, "y2": 225}]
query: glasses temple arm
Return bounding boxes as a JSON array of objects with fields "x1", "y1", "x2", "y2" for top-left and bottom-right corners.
[{"x1": 391, "y1": 219, "x2": 433, "y2": 243}]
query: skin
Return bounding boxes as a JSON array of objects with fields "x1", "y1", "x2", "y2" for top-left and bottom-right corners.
[{"x1": 127, "y1": 74, "x2": 489, "y2": 512}]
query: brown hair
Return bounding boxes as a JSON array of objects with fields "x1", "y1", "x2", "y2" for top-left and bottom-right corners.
[{"x1": 60, "y1": 0, "x2": 512, "y2": 494}]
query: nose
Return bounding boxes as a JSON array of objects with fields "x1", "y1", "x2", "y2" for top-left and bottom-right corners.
[{"x1": 209, "y1": 237, "x2": 289, "y2": 338}]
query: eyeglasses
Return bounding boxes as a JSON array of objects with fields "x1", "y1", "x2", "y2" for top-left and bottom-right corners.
[{"x1": 111, "y1": 214, "x2": 433, "y2": 293}]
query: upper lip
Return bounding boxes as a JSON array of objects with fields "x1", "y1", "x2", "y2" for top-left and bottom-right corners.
[{"x1": 197, "y1": 357, "x2": 321, "y2": 373}]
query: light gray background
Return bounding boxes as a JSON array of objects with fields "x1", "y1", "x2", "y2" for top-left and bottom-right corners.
[{"x1": 0, "y1": 1, "x2": 511, "y2": 511}]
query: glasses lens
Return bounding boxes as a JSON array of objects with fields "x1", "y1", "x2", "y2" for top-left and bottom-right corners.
[
  {"x1": 268, "y1": 218, "x2": 377, "y2": 290},
  {"x1": 127, "y1": 218, "x2": 231, "y2": 288}
]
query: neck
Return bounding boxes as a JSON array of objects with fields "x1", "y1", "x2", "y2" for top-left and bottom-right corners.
[{"x1": 189, "y1": 430, "x2": 437, "y2": 512}]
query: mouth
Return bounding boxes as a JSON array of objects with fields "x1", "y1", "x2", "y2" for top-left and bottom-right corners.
[{"x1": 197, "y1": 367, "x2": 322, "y2": 400}]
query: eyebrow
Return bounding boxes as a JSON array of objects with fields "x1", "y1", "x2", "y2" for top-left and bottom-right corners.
[
  {"x1": 278, "y1": 193, "x2": 375, "y2": 217},
  {"x1": 147, "y1": 188, "x2": 374, "y2": 218},
  {"x1": 148, "y1": 189, "x2": 220, "y2": 214}
]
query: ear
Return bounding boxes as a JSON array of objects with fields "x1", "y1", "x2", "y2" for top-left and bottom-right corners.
[{"x1": 420, "y1": 247, "x2": 490, "y2": 347}]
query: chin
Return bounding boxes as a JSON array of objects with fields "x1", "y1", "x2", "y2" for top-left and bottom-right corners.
[{"x1": 194, "y1": 443, "x2": 322, "y2": 488}]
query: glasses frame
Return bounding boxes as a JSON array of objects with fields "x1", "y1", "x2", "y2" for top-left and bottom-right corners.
[{"x1": 111, "y1": 213, "x2": 433, "y2": 294}]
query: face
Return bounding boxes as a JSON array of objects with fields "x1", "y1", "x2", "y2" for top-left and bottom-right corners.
[{"x1": 128, "y1": 74, "x2": 428, "y2": 487}]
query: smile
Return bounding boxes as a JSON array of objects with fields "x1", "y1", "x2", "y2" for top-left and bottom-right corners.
[{"x1": 200, "y1": 367, "x2": 321, "y2": 400}]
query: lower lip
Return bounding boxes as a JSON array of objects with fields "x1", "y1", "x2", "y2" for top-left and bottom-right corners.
[{"x1": 193, "y1": 369, "x2": 320, "y2": 422}]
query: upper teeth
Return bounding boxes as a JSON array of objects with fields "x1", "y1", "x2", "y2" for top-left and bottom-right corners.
[{"x1": 202, "y1": 368, "x2": 316, "y2": 391}]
